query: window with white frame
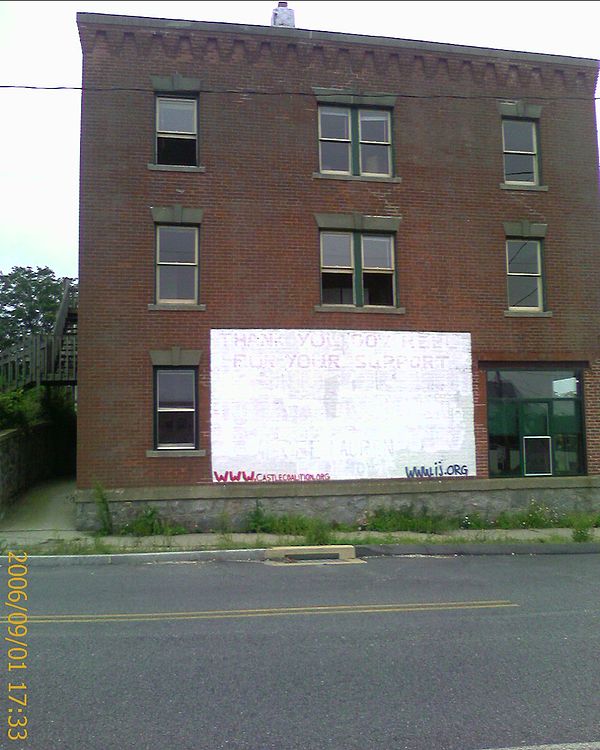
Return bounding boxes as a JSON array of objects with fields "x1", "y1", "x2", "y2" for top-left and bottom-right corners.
[
  {"x1": 321, "y1": 232, "x2": 395, "y2": 307},
  {"x1": 156, "y1": 97, "x2": 198, "y2": 166},
  {"x1": 155, "y1": 368, "x2": 197, "y2": 449},
  {"x1": 502, "y1": 119, "x2": 539, "y2": 184},
  {"x1": 506, "y1": 238, "x2": 543, "y2": 311},
  {"x1": 319, "y1": 107, "x2": 391, "y2": 177},
  {"x1": 156, "y1": 225, "x2": 198, "y2": 304}
]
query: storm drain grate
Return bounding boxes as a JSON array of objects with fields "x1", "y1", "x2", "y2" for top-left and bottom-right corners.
[{"x1": 264, "y1": 545, "x2": 363, "y2": 565}]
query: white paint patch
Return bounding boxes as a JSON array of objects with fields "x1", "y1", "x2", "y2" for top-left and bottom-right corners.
[{"x1": 210, "y1": 329, "x2": 476, "y2": 482}]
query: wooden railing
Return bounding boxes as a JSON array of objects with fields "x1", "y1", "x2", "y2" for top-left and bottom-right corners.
[
  {"x1": 52, "y1": 280, "x2": 78, "y2": 337},
  {"x1": 0, "y1": 334, "x2": 77, "y2": 391}
]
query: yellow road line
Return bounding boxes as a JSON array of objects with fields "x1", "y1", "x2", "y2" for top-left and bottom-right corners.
[{"x1": 2, "y1": 600, "x2": 518, "y2": 624}]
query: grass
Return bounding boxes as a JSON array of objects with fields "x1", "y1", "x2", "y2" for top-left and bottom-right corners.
[{"x1": 26, "y1": 538, "x2": 116, "y2": 556}]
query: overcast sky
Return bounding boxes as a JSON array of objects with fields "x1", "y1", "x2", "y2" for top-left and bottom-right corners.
[{"x1": 0, "y1": 0, "x2": 599, "y2": 279}]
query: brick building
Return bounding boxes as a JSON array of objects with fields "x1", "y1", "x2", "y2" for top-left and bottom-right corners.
[{"x1": 75, "y1": 9, "x2": 600, "y2": 529}]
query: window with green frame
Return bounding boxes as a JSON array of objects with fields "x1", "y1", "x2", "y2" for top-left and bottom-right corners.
[
  {"x1": 318, "y1": 106, "x2": 392, "y2": 177},
  {"x1": 486, "y1": 368, "x2": 585, "y2": 477},
  {"x1": 320, "y1": 231, "x2": 396, "y2": 307}
]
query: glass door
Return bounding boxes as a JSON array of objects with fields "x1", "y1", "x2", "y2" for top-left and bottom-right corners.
[{"x1": 521, "y1": 401, "x2": 552, "y2": 476}]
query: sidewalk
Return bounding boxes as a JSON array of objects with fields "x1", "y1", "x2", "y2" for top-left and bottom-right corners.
[
  {"x1": 0, "y1": 478, "x2": 84, "y2": 547},
  {"x1": 1, "y1": 478, "x2": 599, "y2": 558}
]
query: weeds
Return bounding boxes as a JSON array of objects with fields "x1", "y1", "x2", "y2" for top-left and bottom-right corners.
[
  {"x1": 215, "y1": 511, "x2": 232, "y2": 535},
  {"x1": 241, "y1": 498, "x2": 600, "y2": 542},
  {"x1": 304, "y1": 518, "x2": 332, "y2": 546},
  {"x1": 93, "y1": 482, "x2": 113, "y2": 535},
  {"x1": 28, "y1": 537, "x2": 114, "y2": 556},
  {"x1": 572, "y1": 523, "x2": 593, "y2": 543},
  {"x1": 365, "y1": 506, "x2": 455, "y2": 534},
  {"x1": 244, "y1": 502, "x2": 312, "y2": 536},
  {"x1": 119, "y1": 506, "x2": 187, "y2": 537}
]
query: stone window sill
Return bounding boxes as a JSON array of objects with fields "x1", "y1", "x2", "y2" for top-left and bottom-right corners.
[
  {"x1": 146, "y1": 449, "x2": 206, "y2": 458},
  {"x1": 315, "y1": 304, "x2": 406, "y2": 315},
  {"x1": 504, "y1": 310, "x2": 553, "y2": 318},
  {"x1": 312, "y1": 172, "x2": 402, "y2": 184},
  {"x1": 148, "y1": 304, "x2": 206, "y2": 311},
  {"x1": 499, "y1": 183, "x2": 548, "y2": 192},
  {"x1": 147, "y1": 164, "x2": 206, "y2": 173}
]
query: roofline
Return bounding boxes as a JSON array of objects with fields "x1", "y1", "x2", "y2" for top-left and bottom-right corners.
[{"x1": 76, "y1": 12, "x2": 599, "y2": 69}]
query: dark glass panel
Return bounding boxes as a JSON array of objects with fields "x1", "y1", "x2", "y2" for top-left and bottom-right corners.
[
  {"x1": 522, "y1": 402, "x2": 549, "y2": 435},
  {"x1": 503, "y1": 120, "x2": 535, "y2": 152},
  {"x1": 319, "y1": 108, "x2": 350, "y2": 140},
  {"x1": 320, "y1": 141, "x2": 350, "y2": 172},
  {"x1": 504, "y1": 153, "x2": 535, "y2": 182},
  {"x1": 157, "y1": 371, "x2": 195, "y2": 409},
  {"x1": 508, "y1": 276, "x2": 539, "y2": 308},
  {"x1": 551, "y1": 400, "x2": 581, "y2": 434},
  {"x1": 487, "y1": 370, "x2": 580, "y2": 400},
  {"x1": 359, "y1": 111, "x2": 389, "y2": 142},
  {"x1": 489, "y1": 433, "x2": 521, "y2": 477},
  {"x1": 488, "y1": 401, "x2": 518, "y2": 435},
  {"x1": 158, "y1": 266, "x2": 196, "y2": 301},
  {"x1": 360, "y1": 143, "x2": 389, "y2": 174},
  {"x1": 321, "y1": 233, "x2": 352, "y2": 267},
  {"x1": 507, "y1": 240, "x2": 539, "y2": 274},
  {"x1": 363, "y1": 273, "x2": 394, "y2": 306},
  {"x1": 158, "y1": 226, "x2": 196, "y2": 263},
  {"x1": 362, "y1": 236, "x2": 392, "y2": 268},
  {"x1": 488, "y1": 400, "x2": 521, "y2": 477},
  {"x1": 157, "y1": 137, "x2": 197, "y2": 166},
  {"x1": 157, "y1": 412, "x2": 195, "y2": 447},
  {"x1": 523, "y1": 436, "x2": 552, "y2": 475},
  {"x1": 553, "y1": 434, "x2": 584, "y2": 475},
  {"x1": 322, "y1": 273, "x2": 353, "y2": 304}
]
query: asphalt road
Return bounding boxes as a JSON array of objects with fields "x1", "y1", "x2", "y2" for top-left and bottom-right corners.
[{"x1": 4, "y1": 554, "x2": 600, "y2": 750}]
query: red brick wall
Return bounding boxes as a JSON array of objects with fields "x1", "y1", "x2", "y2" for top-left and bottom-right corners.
[{"x1": 77, "y1": 16, "x2": 600, "y2": 488}]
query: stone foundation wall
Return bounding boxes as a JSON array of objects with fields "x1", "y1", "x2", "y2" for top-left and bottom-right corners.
[
  {"x1": 0, "y1": 425, "x2": 54, "y2": 516},
  {"x1": 75, "y1": 476, "x2": 600, "y2": 532}
]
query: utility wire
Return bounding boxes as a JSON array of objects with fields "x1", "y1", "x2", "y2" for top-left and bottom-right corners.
[{"x1": 0, "y1": 84, "x2": 598, "y2": 101}]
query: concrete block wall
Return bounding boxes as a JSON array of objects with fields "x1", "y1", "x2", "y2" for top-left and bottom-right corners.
[
  {"x1": 74, "y1": 476, "x2": 600, "y2": 532},
  {"x1": 0, "y1": 425, "x2": 53, "y2": 514}
]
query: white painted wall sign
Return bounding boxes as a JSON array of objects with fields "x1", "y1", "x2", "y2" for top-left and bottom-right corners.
[{"x1": 210, "y1": 329, "x2": 476, "y2": 482}]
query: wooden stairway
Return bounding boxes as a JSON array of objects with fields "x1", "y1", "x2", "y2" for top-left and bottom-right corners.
[{"x1": 0, "y1": 281, "x2": 78, "y2": 391}]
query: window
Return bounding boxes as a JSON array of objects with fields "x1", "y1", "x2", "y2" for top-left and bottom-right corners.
[
  {"x1": 506, "y1": 238, "x2": 543, "y2": 311},
  {"x1": 321, "y1": 232, "x2": 395, "y2": 307},
  {"x1": 502, "y1": 119, "x2": 539, "y2": 184},
  {"x1": 156, "y1": 225, "x2": 198, "y2": 304},
  {"x1": 319, "y1": 107, "x2": 391, "y2": 176},
  {"x1": 502, "y1": 221, "x2": 547, "y2": 313},
  {"x1": 155, "y1": 368, "x2": 197, "y2": 449},
  {"x1": 156, "y1": 97, "x2": 197, "y2": 166},
  {"x1": 486, "y1": 368, "x2": 584, "y2": 478}
]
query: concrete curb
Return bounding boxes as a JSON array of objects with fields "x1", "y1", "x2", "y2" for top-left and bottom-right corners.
[
  {"x1": 0, "y1": 549, "x2": 266, "y2": 567},
  {"x1": 355, "y1": 543, "x2": 600, "y2": 557},
  {"x1": 2, "y1": 542, "x2": 600, "y2": 566}
]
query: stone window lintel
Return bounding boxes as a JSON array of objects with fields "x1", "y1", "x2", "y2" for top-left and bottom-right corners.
[
  {"x1": 150, "y1": 347, "x2": 202, "y2": 366},
  {"x1": 314, "y1": 212, "x2": 402, "y2": 232}
]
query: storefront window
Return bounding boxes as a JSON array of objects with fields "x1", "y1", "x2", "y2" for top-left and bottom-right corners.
[{"x1": 486, "y1": 369, "x2": 584, "y2": 477}]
